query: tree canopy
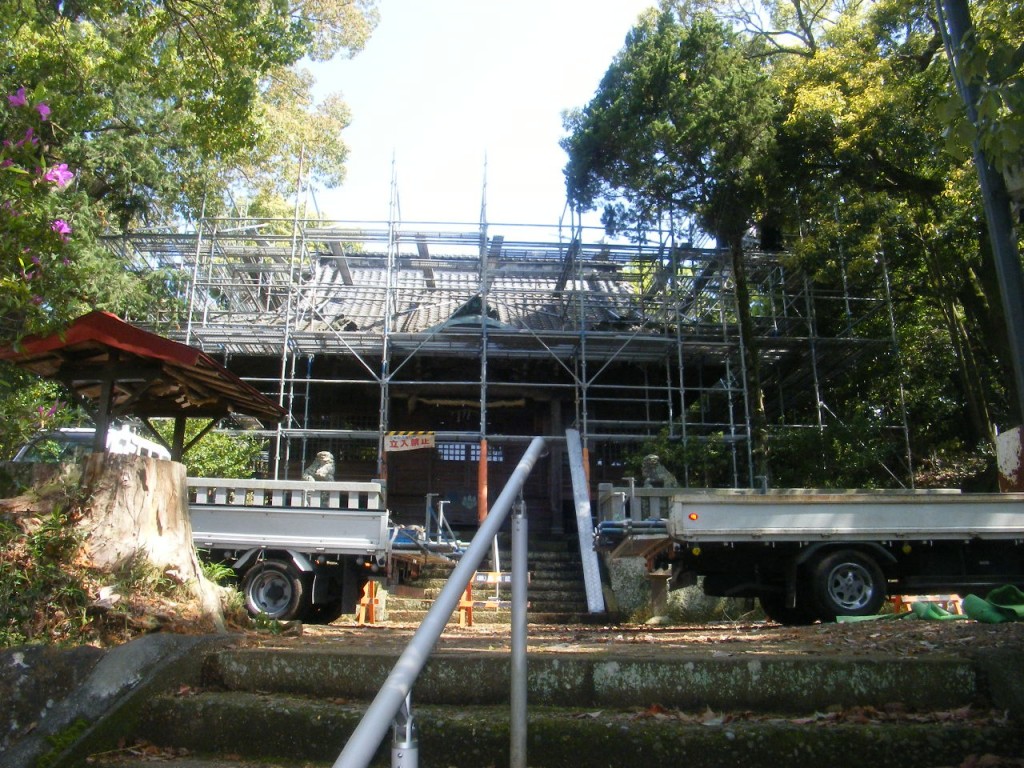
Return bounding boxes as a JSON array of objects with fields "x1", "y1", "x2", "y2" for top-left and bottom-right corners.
[
  {"x1": 0, "y1": 0, "x2": 377, "y2": 446},
  {"x1": 0, "y1": 1, "x2": 376, "y2": 338},
  {"x1": 563, "y1": 0, "x2": 1024, "y2": 487}
]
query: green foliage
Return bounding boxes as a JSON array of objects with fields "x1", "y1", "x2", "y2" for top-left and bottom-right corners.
[
  {"x1": 0, "y1": 366, "x2": 80, "y2": 460},
  {"x1": 0, "y1": 507, "x2": 90, "y2": 647},
  {"x1": 935, "y1": 0, "x2": 1024, "y2": 177},
  {"x1": 625, "y1": 430, "x2": 736, "y2": 488},
  {"x1": 1, "y1": 1, "x2": 377, "y2": 227},
  {"x1": 768, "y1": 418, "x2": 905, "y2": 489},
  {"x1": 150, "y1": 419, "x2": 266, "y2": 478},
  {"x1": 37, "y1": 719, "x2": 90, "y2": 768},
  {"x1": 110, "y1": 552, "x2": 175, "y2": 597},
  {"x1": 0, "y1": 0, "x2": 376, "y2": 347},
  {"x1": 250, "y1": 612, "x2": 286, "y2": 634},
  {"x1": 0, "y1": 86, "x2": 88, "y2": 341},
  {"x1": 563, "y1": 8, "x2": 780, "y2": 244},
  {"x1": 199, "y1": 554, "x2": 237, "y2": 586}
]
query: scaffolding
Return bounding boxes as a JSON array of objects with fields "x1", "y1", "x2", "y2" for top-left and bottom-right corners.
[{"x1": 106, "y1": 213, "x2": 909, "y2": 492}]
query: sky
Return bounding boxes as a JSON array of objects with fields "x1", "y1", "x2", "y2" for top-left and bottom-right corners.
[{"x1": 307, "y1": 0, "x2": 657, "y2": 227}]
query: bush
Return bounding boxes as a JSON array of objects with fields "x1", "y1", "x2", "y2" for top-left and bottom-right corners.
[{"x1": 0, "y1": 506, "x2": 89, "y2": 646}]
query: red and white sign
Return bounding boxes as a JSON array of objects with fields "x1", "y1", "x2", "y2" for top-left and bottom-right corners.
[{"x1": 384, "y1": 432, "x2": 436, "y2": 452}]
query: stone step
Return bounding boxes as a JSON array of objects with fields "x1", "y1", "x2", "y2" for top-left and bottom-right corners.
[
  {"x1": 389, "y1": 546, "x2": 588, "y2": 626},
  {"x1": 202, "y1": 647, "x2": 993, "y2": 710},
  {"x1": 92, "y1": 694, "x2": 1018, "y2": 768},
  {"x1": 403, "y1": 568, "x2": 583, "y2": 590},
  {"x1": 384, "y1": 609, "x2": 589, "y2": 625},
  {"x1": 390, "y1": 583, "x2": 586, "y2": 601},
  {"x1": 75, "y1": 645, "x2": 1024, "y2": 768},
  {"x1": 484, "y1": 550, "x2": 583, "y2": 565}
]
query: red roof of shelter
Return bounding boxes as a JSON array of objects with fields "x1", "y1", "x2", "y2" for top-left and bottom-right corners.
[{"x1": 0, "y1": 311, "x2": 286, "y2": 423}]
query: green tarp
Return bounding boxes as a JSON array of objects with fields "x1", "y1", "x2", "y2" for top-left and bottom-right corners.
[{"x1": 837, "y1": 585, "x2": 1024, "y2": 624}]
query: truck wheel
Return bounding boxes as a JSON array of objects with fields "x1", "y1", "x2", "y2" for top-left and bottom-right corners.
[
  {"x1": 242, "y1": 560, "x2": 307, "y2": 621},
  {"x1": 810, "y1": 550, "x2": 886, "y2": 620}
]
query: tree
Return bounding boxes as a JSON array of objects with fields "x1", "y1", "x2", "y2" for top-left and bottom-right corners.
[
  {"x1": 151, "y1": 419, "x2": 266, "y2": 478},
  {"x1": 1, "y1": 0, "x2": 377, "y2": 432},
  {"x1": 562, "y1": 7, "x2": 781, "y2": 481},
  {"x1": 769, "y1": 0, "x2": 1021, "y2": 460},
  {"x1": 936, "y1": 0, "x2": 1024, "y2": 427},
  {"x1": 2, "y1": 0, "x2": 376, "y2": 225}
]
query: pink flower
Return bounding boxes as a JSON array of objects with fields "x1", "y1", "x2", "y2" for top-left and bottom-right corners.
[
  {"x1": 44, "y1": 163, "x2": 74, "y2": 187},
  {"x1": 7, "y1": 88, "x2": 27, "y2": 108},
  {"x1": 50, "y1": 219, "x2": 71, "y2": 240},
  {"x1": 15, "y1": 127, "x2": 38, "y2": 148},
  {"x1": 35, "y1": 102, "x2": 50, "y2": 121}
]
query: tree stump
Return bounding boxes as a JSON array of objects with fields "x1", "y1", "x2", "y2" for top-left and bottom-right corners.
[{"x1": 79, "y1": 453, "x2": 225, "y2": 629}]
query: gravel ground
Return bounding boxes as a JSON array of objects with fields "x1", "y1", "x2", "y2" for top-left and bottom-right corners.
[{"x1": 249, "y1": 616, "x2": 1024, "y2": 660}]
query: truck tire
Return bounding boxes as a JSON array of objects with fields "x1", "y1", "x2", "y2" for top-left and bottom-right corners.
[
  {"x1": 810, "y1": 549, "x2": 886, "y2": 620},
  {"x1": 241, "y1": 559, "x2": 308, "y2": 621}
]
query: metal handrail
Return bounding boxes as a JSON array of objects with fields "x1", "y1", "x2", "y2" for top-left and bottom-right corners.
[{"x1": 334, "y1": 436, "x2": 546, "y2": 768}]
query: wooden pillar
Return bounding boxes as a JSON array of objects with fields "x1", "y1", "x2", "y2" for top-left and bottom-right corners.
[{"x1": 171, "y1": 416, "x2": 187, "y2": 462}]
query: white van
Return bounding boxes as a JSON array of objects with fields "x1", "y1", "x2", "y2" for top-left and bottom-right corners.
[{"x1": 12, "y1": 426, "x2": 171, "y2": 463}]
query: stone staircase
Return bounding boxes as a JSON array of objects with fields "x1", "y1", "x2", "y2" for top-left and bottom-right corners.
[
  {"x1": 384, "y1": 534, "x2": 593, "y2": 625},
  {"x1": 42, "y1": 633, "x2": 1024, "y2": 768}
]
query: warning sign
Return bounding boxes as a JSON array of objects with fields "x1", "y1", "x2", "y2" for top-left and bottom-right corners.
[{"x1": 384, "y1": 431, "x2": 436, "y2": 452}]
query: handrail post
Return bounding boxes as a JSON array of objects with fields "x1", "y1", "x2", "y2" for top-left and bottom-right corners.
[
  {"x1": 334, "y1": 436, "x2": 546, "y2": 768},
  {"x1": 390, "y1": 693, "x2": 417, "y2": 768},
  {"x1": 510, "y1": 496, "x2": 528, "y2": 768}
]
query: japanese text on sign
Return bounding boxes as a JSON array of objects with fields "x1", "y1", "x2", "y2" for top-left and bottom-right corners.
[{"x1": 384, "y1": 431, "x2": 436, "y2": 452}]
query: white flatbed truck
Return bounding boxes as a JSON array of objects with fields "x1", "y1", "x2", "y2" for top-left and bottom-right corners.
[
  {"x1": 189, "y1": 477, "x2": 396, "y2": 623},
  {"x1": 595, "y1": 486, "x2": 1024, "y2": 624}
]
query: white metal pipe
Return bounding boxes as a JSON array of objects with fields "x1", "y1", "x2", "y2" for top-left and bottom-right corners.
[
  {"x1": 510, "y1": 499, "x2": 528, "y2": 768},
  {"x1": 334, "y1": 436, "x2": 547, "y2": 768},
  {"x1": 390, "y1": 693, "x2": 417, "y2": 768}
]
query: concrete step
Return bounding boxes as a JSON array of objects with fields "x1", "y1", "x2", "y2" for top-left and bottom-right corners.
[
  {"x1": 73, "y1": 644, "x2": 1024, "y2": 768},
  {"x1": 387, "y1": 578, "x2": 583, "y2": 595},
  {"x1": 383, "y1": 608, "x2": 590, "y2": 626},
  {"x1": 92, "y1": 694, "x2": 1019, "y2": 768}
]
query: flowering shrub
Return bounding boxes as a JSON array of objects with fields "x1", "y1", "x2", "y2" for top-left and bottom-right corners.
[{"x1": 0, "y1": 85, "x2": 83, "y2": 341}]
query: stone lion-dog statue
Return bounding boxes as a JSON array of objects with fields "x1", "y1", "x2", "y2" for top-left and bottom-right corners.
[
  {"x1": 302, "y1": 451, "x2": 336, "y2": 482},
  {"x1": 641, "y1": 454, "x2": 679, "y2": 487}
]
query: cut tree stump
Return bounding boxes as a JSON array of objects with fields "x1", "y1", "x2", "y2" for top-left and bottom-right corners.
[{"x1": 79, "y1": 453, "x2": 225, "y2": 629}]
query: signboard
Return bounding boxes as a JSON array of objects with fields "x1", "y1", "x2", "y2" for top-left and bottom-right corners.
[{"x1": 384, "y1": 431, "x2": 436, "y2": 453}]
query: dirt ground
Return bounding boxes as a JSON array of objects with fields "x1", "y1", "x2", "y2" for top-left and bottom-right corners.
[{"x1": 250, "y1": 615, "x2": 1024, "y2": 660}]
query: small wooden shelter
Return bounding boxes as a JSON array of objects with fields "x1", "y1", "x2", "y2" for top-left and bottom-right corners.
[{"x1": 0, "y1": 310, "x2": 286, "y2": 460}]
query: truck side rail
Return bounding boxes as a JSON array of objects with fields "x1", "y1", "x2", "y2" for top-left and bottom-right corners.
[
  {"x1": 187, "y1": 477, "x2": 389, "y2": 556},
  {"x1": 665, "y1": 490, "x2": 1024, "y2": 543}
]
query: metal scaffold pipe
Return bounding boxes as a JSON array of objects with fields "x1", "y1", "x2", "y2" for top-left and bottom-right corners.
[
  {"x1": 333, "y1": 436, "x2": 547, "y2": 768},
  {"x1": 510, "y1": 498, "x2": 528, "y2": 768}
]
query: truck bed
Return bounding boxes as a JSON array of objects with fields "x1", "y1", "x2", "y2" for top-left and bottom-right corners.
[
  {"x1": 667, "y1": 489, "x2": 1024, "y2": 543},
  {"x1": 188, "y1": 477, "x2": 389, "y2": 556}
]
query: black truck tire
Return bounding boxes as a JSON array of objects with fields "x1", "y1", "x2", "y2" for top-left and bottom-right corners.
[
  {"x1": 810, "y1": 549, "x2": 886, "y2": 620},
  {"x1": 242, "y1": 559, "x2": 308, "y2": 620}
]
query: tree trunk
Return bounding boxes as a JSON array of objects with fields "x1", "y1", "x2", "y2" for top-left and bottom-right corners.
[
  {"x1": 78, "y1": 453, "x2": 224, "y2": 628},
  {"x1": 728, "y1": 233, "x2": 769, "y2": 485}
]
